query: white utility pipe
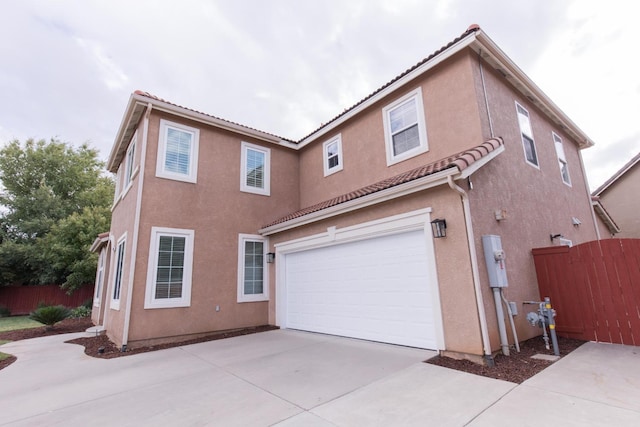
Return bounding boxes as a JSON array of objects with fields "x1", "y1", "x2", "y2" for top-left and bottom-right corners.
[
  {"x1": 493, "y1": 288, "x2": 510, "y2": 356},
  {"x1": 501, "y1": 289, "x2": 520, "y2": 352},
  {"x1": 447, "y1": 176, "x2": 493, "y2": 361}
]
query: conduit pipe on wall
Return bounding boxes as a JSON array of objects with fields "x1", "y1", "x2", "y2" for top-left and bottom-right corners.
[
  {"x1": 493, "y1": 288, "x2": 510, "y2": 356},
  {"x1": 501, "y1": 289, "x2": 520, "y2": 352},
  {"x1": 447, "y1": 176, "x2": 493, "y2": 363}
]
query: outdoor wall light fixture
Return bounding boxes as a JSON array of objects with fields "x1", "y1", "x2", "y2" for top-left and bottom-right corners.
[
  {"x1": 266, "y1": 252, "x2": 275, "y2": 263},
  {"x1": 430, "y1": 218, "x2": 447, "y2": 238},
  {"x1": 550, "y1": 233, "x2": 563, "y2": 242}
]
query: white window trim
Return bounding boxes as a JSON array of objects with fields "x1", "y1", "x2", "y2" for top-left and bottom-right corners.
[
  {"x1": 94, "y1": 247, "x2": 106, "y2": 307},
  {"x1": 515, "y1": 101, "x2": 540, "y2": 169},
  {"x1": 240, "y1": 141, "x2": 271, "y2": 196},
  {"x1": 382, "y1": 87, "x2": 429, "y2": 166},
  {"x1": 237, "y1": 233, "x2": 269, "y2": 303},
  {"x1": 156, "y1": 119, "x2": 200, "y2": 183},
  {"x1": 110, "y1": 233, "x2": 127, "y2": 311},
  {"x1": 123, "y1": 134, "x2": 136, "y2": 194},
  {"x1": 553, "y1": 132, "x2": 572, "y2": 186},
  {"x1": 113, "y1": 165, "x2": 122, "y2": 205},
  {"x1": 322, "y1": 134, "x2": 344, "y2": 176},
  {"x1": 144, "y1": 227, "x2": 195, "y2": 309}
]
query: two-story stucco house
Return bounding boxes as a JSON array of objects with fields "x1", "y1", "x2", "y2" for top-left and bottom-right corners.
[{"x1": 91, "y1": 25, "x2": 599, "y2": 362}]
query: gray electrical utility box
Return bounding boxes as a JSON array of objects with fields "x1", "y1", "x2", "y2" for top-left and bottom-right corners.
[{"x1": 482, "y1": 234, "x2": 508, "y2": 288}]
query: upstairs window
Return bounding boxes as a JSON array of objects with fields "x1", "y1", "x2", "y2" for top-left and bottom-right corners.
[
  {"x1": 124, "y1": 133, "x2": 136, "y2": 190},
  {"x1": 241, "y1": 142, "x2": 271, "y2": 196},
  {"x1": 237, "y1": 234, "x2": 268, "y2": 302},
  {"x1": 323, "y1": 134, "x2": 343, "y2": 176},
  {"x1": 553, "y1": 132, "x2": 571, "y2": 186},
  {"x1": 145, "y1": 227, "x2": 194, "y2": 309},
  {"x1": 515, "y1": 102, "x2": 539, "y2": 167},
  {"x1": 383, "y1": 88, "x2": 428, "y2": 166},
  {"x1": 156, "y1": 119, "x2": 199, "y2": 183}
]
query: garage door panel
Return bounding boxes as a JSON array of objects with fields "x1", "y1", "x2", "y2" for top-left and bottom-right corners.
[{"x1": 284, "y1": 230, "x2": 439, "y2": 349}]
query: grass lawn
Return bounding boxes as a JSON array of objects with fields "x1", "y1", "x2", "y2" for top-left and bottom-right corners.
[
  {"x1": 0, "y1": 316, "x2": 43, "y2": 332},
  {"x1": 0, "y1": 340, "x2": 11, "y2": 361}
]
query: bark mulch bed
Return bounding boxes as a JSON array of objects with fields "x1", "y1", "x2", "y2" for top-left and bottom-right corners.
[
  {"x1": 426, "y1": 335, "x2": 586, "y2": 384},
  {"x1": 66, "y1": 325, "x2": 279, "y2": 359}
]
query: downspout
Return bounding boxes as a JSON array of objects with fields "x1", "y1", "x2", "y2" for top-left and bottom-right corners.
[
  {"x1": 579, "y1": 153, "x2": 601, "y2": 240},
  {"x1": 121, "y1": 102, "x2": 152, "y2": 350},
  {"x1": 479, "y1": 49, "x2": 495, "y2": 138},
  {"x1": 447, "y1": 175, "x2": 493, "y2": 364}
]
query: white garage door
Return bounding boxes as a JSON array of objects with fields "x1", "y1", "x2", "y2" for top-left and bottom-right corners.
[{"x1": 284, "y1": 230, "x2": 439, "y2": 349}]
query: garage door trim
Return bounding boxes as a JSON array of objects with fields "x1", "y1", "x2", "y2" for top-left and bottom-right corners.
[{"x1": 274, "y1": 208, "x2": 445, "y2": 349}]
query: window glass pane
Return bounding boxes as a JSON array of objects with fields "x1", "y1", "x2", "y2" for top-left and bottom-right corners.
[
  {"x1": 392, "y1": 124, "x2": 420, "y2": 155},
  {"x1": 246, "y1": 149, "x2": 265, "y2": 189},
  {"x1": 389, "y1": 100, "x2": 417, "y2": 134},
  {"x1": 517, "y1": 107, "x2": 533, "y2": 138},
  {"x1": 155, "y1": 235, "x2": 185, "y2": 299},
  {"x1": 561, "y1": 161, "x2": 571, "y2": 184},
  {"x1": 243, "y1": 240, "x2": 264, "y2": 295},
  {"x1": 113, "y1": 241, "x2": 125, "y2": 300},
  {"x1": 522, "y1": 135, "x2": 538, "y2": 165},
  {"x1": 328, "y1": 155, "x2": 339, "y2": 169},
  {"x1": 165, "y1": 128, "x2": 192, "y2": 175}
]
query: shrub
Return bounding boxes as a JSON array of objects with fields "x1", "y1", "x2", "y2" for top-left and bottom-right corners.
[
  {"x1": 81, "y1": 298, "x2": 93, "y2": 309},
  {"x1": 70, "y1": 305, "x2": 91, "y2": 319},
  {"x1": 0, "y1": 305, "x2": 10, "y2": 317},
  {"x1": 29, "y1": 305, "x2": 71, "y2": 329}
]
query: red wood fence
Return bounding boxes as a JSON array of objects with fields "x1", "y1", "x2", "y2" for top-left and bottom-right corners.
[
  {"x1": 532, "y1": 239, "x2": 640, "y2": 345},
  {"x1": 0, "y1": 284, "x2": 94, "y2": 315}
]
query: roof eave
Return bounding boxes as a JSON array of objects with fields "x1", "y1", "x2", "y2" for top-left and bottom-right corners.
[
  {"x1": 107, "y1": 92, "x2": 298, "y2": 172},
  {"x1": 296, "y1": 33, "x2": 479, "y2": 148},
  {"x1": 471, "y1": 31, "x2": 594, "y2": 150},
  {"x1": 107, "y1": 94, "x2": 148, "y2": 172},
  {"x1": 592, "y1": 151, "x2": 640, "y2": 196},
  {"x1": 592, "y1": 200, "x2": 621, "y2": 234},
  {"x1": 90, "y1": 233, "x2": 110, "y2": 253}
]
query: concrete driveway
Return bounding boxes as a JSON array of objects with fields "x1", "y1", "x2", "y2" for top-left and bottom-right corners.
[{"x1": 1, "y1": 330, "x2": 639, "y2": 426}]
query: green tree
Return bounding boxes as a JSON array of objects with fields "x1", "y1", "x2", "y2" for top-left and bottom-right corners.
[{"x1": 0, "y1": 138, "x2": 113, "y2": 289}]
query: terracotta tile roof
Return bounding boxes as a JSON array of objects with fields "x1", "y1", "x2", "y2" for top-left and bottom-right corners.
[
  {"x1": 133, "y1": 90, "x2": 296, "y2": 143},
  {"x1": 264, "y1": 137, "x2": 502, "y2": 228}
]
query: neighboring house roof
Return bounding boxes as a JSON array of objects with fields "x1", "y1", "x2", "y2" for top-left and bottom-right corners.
[
  {"x1": 591, "y1": 196, "x2": 621, "y2": 235},
  {"x1": 592, "y1": 151, "x2": 640, "y2": 196},
  {"x1": 108, "y1": 25, "x2": 594, "y2": 172},
  {"x1": 260, "y1": 138, "x2": 504, "y2": 234}
]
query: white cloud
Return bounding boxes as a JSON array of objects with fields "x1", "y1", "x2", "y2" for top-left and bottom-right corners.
[{"x1": 0, "y1": 0, "x2": 636, "y2": 190}]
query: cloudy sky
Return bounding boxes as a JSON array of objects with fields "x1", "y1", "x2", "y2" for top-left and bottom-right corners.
[{"x1": 1, "y1": 0, "x2": 637, "y2": 190}]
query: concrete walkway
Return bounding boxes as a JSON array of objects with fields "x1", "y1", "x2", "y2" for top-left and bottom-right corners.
[{"x1": 0, "y1": 330, "x2": 639, "y2": 426}]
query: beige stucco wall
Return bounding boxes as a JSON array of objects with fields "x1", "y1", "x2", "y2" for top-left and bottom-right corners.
[
  {"x1": 298, "y1": 52, "x2": 485, "y2": 208},
  {"x1": 267, "y1": 187, "x2": 485, "y2": 356},
  {"x1": 123, "y1": 112, "x2": 299, "y2": 347},
  {"x1": 103, "y1": 125, "x2": 143, "y2": 348},
  {"x1": 598, "y1": 164, "x2": 640, "y2": 238},
  {"x1": 466, "y1": 56, "x2": 599, "y2": 349}
]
